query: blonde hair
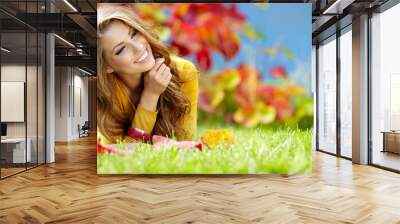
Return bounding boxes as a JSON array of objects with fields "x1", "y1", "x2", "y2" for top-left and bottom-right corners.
[{"x1": 97, "y1": 5, "x2": 190, "y2": 143}]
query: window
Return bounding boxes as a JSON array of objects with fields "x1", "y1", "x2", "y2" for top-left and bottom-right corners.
[
  {"x1": 339, "y1": 27, "x2": 352, "y2": 158},
  {"x1": 0, "y1": 0, "x2": 47, "y2": 179},
  {"x1": 317, "y1": 35, "x2": 337, "y2": 154},
  {"x1": 370, "y1": 2, "x2": 400, "y2": 171}
]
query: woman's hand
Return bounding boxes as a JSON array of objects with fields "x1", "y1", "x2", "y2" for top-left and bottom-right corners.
[
  {"x1": 139, "y1": 58, "x2": 172, "y2": 112},
  {"x1": 143, "y1": 58, "x2": 172, "y2": 97}
]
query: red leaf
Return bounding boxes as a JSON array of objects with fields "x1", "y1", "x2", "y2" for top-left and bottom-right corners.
[
  {"x1": 234, "y1": 64, "x2": 261, "y2": 109},
  {"x1": 198, "y1": 90, "x2": 217, "y2": 112},
  {"x1": 270, "y1": 66, "x2": 287, "y2": 78},
  {"x1": 196, "y1": 47, "x2": 212, "y2": 70},
  {"x1": 171, "y1": 40, "x2": 190, "y2": 56},
  {"x1": 216, "y1": 28, "x2": 240, "y2": 60},
  {"x1": 259, "y1": 85, "x2": 275, "y2": 97},
  {"x1": 268, "y1": 98, "x2": 293, "y2": 121}
]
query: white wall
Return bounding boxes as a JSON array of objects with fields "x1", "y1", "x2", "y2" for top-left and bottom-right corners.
[
  {"x1": 1, "y1": 65, "x2": 42, "y2": 137},
  {"x1": 55, "y1": 67, "x2": 69, "y2": 141},
  {"x1": 1, "y1": 64, "x2": 46, "y2": 164},
  {"x1": 1, "y1": 65, "x2": 25, "y2": 81},
  {"x1": 72, "y1": 73, "x2": 89, "y2": 138},
  {"x1": 54, "y1": 67, "x2": 89, "y2": 141},
  {"x1": 1, "y1": 65, "x2": 26, "y2": 138}
]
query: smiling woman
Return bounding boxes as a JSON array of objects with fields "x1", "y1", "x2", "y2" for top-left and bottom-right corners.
[{"x1": 97, "y1": 5, "x2": 200, "y2": 145}]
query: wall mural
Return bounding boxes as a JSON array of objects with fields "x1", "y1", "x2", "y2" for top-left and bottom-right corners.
[{"x1": 97, "y1": 3, "x2": 313, "y2": 174}]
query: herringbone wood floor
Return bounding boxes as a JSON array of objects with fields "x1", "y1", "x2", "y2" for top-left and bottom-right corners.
[{"x1": 1, "y1": 135, "x2": 400, "y2": 224}]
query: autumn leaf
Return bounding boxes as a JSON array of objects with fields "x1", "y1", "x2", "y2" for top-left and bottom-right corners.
[
  {"x1": 261, "y1": 47, "x2": 278, "y2": 58},
  {"x1": 214, "y1": 68, "x2": 241, "y2": 90},
  {"x1": 242, "y1": 23, "x2": 265, "y2": 41},
  {"x1": 254, "y1": 3, "x2": 269, "y2": 10},
  {"x1": 201, "y1": 129, "x2": 235, "y2": 148},
  {"x1": 196, "y1": 47, "x2": 212, "y2": 70},
  {"x1": 198, "y1": 90, "x2": 216, "y2": 113},
  {"x1": 198, "y1": 85, "x2": 225, "y2": 111},
  {"x1": 281, "y1": 46, "x2": 295, "y2": 61},
  {"x1": 233, "y1": 103, "x2": 276, "y2": 127},
  {"x1": 270, "y1": 65, "x2": 288, "y2": 79},
  {"x1": 216, "y1": 27, "x2": 240, "y2": 60},
  {"x1": 235, "y1": 64, "x2": 261, "y2": 109},
  {"x1": 255, "y1": 102, "x2": 276, "y2": 124}
]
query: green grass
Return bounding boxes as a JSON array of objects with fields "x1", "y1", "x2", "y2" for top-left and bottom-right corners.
[{"x1": 97, "y1": 120, "x2": 312, "y2": 174}]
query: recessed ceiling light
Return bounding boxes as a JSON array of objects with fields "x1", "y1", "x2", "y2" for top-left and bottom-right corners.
[
  {"x1": 63, "y1": 0, "x2": 78, "y2": 12},
  {"x1": 77, "y1": 67, "x2": 93, "y2": 76},
  {"x1": 54, "y1": 34, "x2": 75, "y2": 48},
  {"x1": 322, "y1": 0, "x2": 353, "y2": 15},
  {"x1": 1, "y1": 47, "x2": 11, "y2": 53}
]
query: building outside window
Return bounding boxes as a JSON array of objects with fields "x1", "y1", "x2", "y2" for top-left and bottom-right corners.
[
  {"x1": 339, "y1": 27, "x2": 352, "y2": 159},
  {"x1": 370, "y1": 2, "x2": 400, "y2": 171},
  {"x1": 317, "y1": 35, "x2": 337, "y2": 155}
]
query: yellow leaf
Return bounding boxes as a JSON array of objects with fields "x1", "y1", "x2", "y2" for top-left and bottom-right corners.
[{"x1": 201, "y1": 129, "x2": 235, "y2": 148}]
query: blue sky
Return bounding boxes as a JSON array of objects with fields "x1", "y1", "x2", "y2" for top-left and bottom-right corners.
[{"x1": 210, "y1": 3, "x2": 312, "y2": 91}]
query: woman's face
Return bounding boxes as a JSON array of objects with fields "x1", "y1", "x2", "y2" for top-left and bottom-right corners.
[{"x1": 101, "y1": 20, "x2": 156, "y2": 76}]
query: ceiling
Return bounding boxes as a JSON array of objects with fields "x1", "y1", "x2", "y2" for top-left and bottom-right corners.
[
  {"x1": 0, "y1": 0, "x2": 394, "y2": 75},
  {"x1": 0, "y1": 0, "x2": 96, "y2": 74},
  {"x1": 310, "y1": 0, "x2": 390, "y2": 43}
]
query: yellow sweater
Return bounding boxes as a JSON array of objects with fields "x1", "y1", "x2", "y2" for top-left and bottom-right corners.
[{"x1": 98, "y1": 56, "x2": 199, "y2": 145}]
